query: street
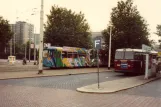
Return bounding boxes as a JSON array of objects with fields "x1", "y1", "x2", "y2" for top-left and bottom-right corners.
[
  {"x1": 0, "y1": 0, "x2": 161, "y2": 106},
  {"x1": 0, "y1": 71, "x2": 160, "y2": 107}
]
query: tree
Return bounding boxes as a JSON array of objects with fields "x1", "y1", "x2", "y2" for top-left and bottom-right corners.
[
  {"x1": 102, "y1": 0, "x2": 151, "y2": 56},
  {"x1": 156, "y1": 25, "x2": 161, "y2": 37},
  {"x1": 0, "y1": 16, "x2": 13, "y2": 53},
  {"x1": 155, "y1": 24, "x2": 161, "y2": 48},
  {"x1": 44, "y1": 5, "x2": 92, "y2": 49}
]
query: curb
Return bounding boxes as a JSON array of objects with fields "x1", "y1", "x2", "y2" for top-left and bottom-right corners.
[
  {"x1": 0, "y1": 70, "x2": 111, "y2": 80},
  {"x1": 76, "y1": 76, "x2": 161, "y2": 94}
]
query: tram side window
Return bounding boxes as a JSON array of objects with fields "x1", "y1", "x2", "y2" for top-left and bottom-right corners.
[
  {"x1": 49, "y1": 50, "x2": 54, "y2": 57},
  {"x1": 62, "y1": 51, "x2": 67, "y2": 58},
  {"x1": 67, "y1": 52, "x2": 78, "y2": 58},
  {"x1": 43, "y1": 50, "x2": 48, "y2": 57},
  {"x1": 79, "y1": 54, "x2": 86, "y2": 58},
  {"x1": 68, "y1": 54, "x2": 73, "y2": 58},
  {"x1": 73, "y1": 53, "x2": 78, "y2": 58}
]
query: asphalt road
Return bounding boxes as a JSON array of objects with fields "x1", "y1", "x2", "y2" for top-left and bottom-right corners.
[
  {"x1": 0, "y1": 70, "x2": 160, "y2": 107},
  {"x1": 0, "y1": 72, "x2": 130, "y2": 90}
]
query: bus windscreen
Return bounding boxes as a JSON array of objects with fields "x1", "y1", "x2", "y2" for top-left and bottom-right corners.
[
  {"x1": 115, "y1": 51, "x2": 134, "y2": 59},
  {"x1": 115, "y1": 51, "x2": 124, "y2": 59},
  {"x1": 125, "y1": 51, "x2": 133, "y2": 59}
]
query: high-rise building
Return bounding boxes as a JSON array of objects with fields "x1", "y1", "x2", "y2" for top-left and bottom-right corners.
[
  {"x1": 10, "y1": 21, "x2": 34, "y2": 45},
  {"x1": 34, "y1": 34, "x2": 40, "y2": 45},
  {"x1": 10, "y1": 24, "x2": 16, "y2": 44}
]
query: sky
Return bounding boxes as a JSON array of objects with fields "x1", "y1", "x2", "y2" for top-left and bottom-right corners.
[{"x1": 0, "y1": 0, "x2": 161, "y2": 44}]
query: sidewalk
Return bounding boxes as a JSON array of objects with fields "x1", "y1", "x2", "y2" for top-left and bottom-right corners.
[
  {"x1": 77, "y1": 75, "x2": 161, "y2": 94},
  {"x1": 0, "y1": 67, "x2": 112, "y2": 80}
]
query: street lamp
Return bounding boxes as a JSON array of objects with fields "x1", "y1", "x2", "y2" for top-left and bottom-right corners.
[
  {"x1": 26, "y1": 19, "x2": 31, "y2": 62},
  {"x1": 10, "y1": 39, "x2": 12, "y2": 56},
  {"x1": 33, "y1": 28, "x2": 37, "y2": 65},
  {"x1": 38, "y1": 0, "x2": 44, "y2": 74},
  {"x1": 108, "y1": 21, "x2": 113, "y2": 70},
  {"x1": 13, "y1": 17, "x2": 19, "y2": 55},
  {"x1": 31, "y1": 9, "x2": 38, "y2": 65},
  {"x1": 13, "y1": 33, "x2": 15, "y2": 55}
]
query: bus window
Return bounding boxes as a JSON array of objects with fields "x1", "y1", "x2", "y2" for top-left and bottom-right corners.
[
  {"x1": 134, "y1": 55, "x2": 141, "y2": 60},
  {"x1": 115, "y1": 51, "x2": 124, "y2": 59},
  {"x1": 134, "y1": 53, "x2": 143, "y2": 60},
  {"x1": 125, "y1": 52, "x2": 134, "y2": 59}
]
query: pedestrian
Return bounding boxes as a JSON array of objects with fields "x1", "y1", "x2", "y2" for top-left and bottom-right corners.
[
  {"x1": 37, "y1": 56, "x2": 39, "y2": 65},
  {"x1": 22, "y1": 57, "x2": 27, "y2": 65},
  {"x1": 156, "y1": 57, "x2": 161, "y2": 75}
]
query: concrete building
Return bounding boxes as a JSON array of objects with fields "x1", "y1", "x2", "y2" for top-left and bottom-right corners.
[
  {"x1": 34, "y1": 34, "x2": 40, "y2": 45},
  {"x1": 10, "y1": 21, "x2": 34, "y2": 45},
  {"x1": 10, "y1": 24, "x2": 16, "y2": 44}
]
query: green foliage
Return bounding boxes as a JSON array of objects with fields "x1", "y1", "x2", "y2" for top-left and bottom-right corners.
[
  {"x1": 155, "y1": 24, "x2": 161, "y2": 47},
  {"x1": 44, "y1": 5, "x2": 92, "y2": 49},
  {"x1": 102, "y1": 0, "x2": 151, "y2": 53},
  {"x1": 0, "y1": 16, "x2": 13, "y2": 52},
  {"x1": 156, "y1": 25, "x2": 161, "y2": 37}
]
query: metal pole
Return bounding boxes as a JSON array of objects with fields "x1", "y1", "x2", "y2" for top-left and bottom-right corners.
[
  {"x1": 10, "y1": 39, "x2": 12, "y2": 56},
  {"x1": 108, "y1": 26, "x2": 112, "y2": 69},
  {"x1": 25, "y1": 43, "x2": 27, "y2": 59},
  {"x1": 38, "y1": 0, "x2": 44, "y2": 74},
  {"x1": 97, "y1": 49, "x2": 100, "y2": 89},
  {"x1": 31, "y1": 13, "x2": 37, "y2": 65},
  {"x1": 14, "y1": 33, "x2": 15, "y2": 55},
  {"x1": 29, "y1": 25, "x2": 31, "y2": 62},
  {"x1": 144, "y1": 54, "x2": 149, "y2": 79},
  {"x1": 34, "y1": 32, "x2": 36, "y2": 65}
]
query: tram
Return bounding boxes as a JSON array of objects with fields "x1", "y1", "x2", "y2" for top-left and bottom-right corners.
[{"x1": 43, "y1": 46, "x2": 91, "y2": 68}]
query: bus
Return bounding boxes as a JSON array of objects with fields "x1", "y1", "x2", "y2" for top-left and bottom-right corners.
[
  {"x1": 114, "y1": 48, "x2": 157, "y2": 74},
  {"x1": 43, "y1": 46, "x2": 91, "y2": 68}
]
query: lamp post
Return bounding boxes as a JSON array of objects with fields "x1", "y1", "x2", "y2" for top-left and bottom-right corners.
[
  {"x1": 24, "y1": 19, "x2": 29, "y2": 60},
  {"x1": 38, "y1": 0, "x2": 44, "y2": 74},
  {"x1": 31, "y1": 11, "x2": 38, "y2": 65},
  {"x1": 14, "y1": 17, "x2": 18, "y2": 55},
  {"x1": 108, "y1": 22, "x2": 113, "y2": 70},
  {"x1": 25, "y1": 43, "x2": 27, "y2": 59},
  {"x1": 29, "y1": 24, "x2": 31, "y2": 62},
  {"x1": 13, "y1": 33, "x2": 15, "y2": 55},
  {"x1": 33, "y1": 28, "x2": 36, "y2": 65},
  {"x1": 10, "y1": 39, "x2": 12, "y2": 56}
]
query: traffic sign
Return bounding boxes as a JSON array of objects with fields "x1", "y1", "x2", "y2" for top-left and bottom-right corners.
[
  {"x1": 94, "y1": 38, "x2": 101, "y2": 49},
  {"x1": 142, "y1": 44, "x2": 151, "y2": 52}
]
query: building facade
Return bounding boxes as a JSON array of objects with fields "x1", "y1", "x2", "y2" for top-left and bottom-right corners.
[
  {"x1": 10, "y1": 21, "x2": 34, "y2": 45},
  {"x1": 34, "y1": 34, "x2": 40, "y2": 45}
]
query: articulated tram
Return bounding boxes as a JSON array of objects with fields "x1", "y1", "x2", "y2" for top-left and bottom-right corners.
[{"x1": 43, "y1": 46, "x2": 91, "y2": 68}]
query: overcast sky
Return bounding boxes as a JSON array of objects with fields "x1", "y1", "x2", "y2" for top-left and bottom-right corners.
[{"x1": 0, "y1": 0, "x2": 161, "y2": 43}]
